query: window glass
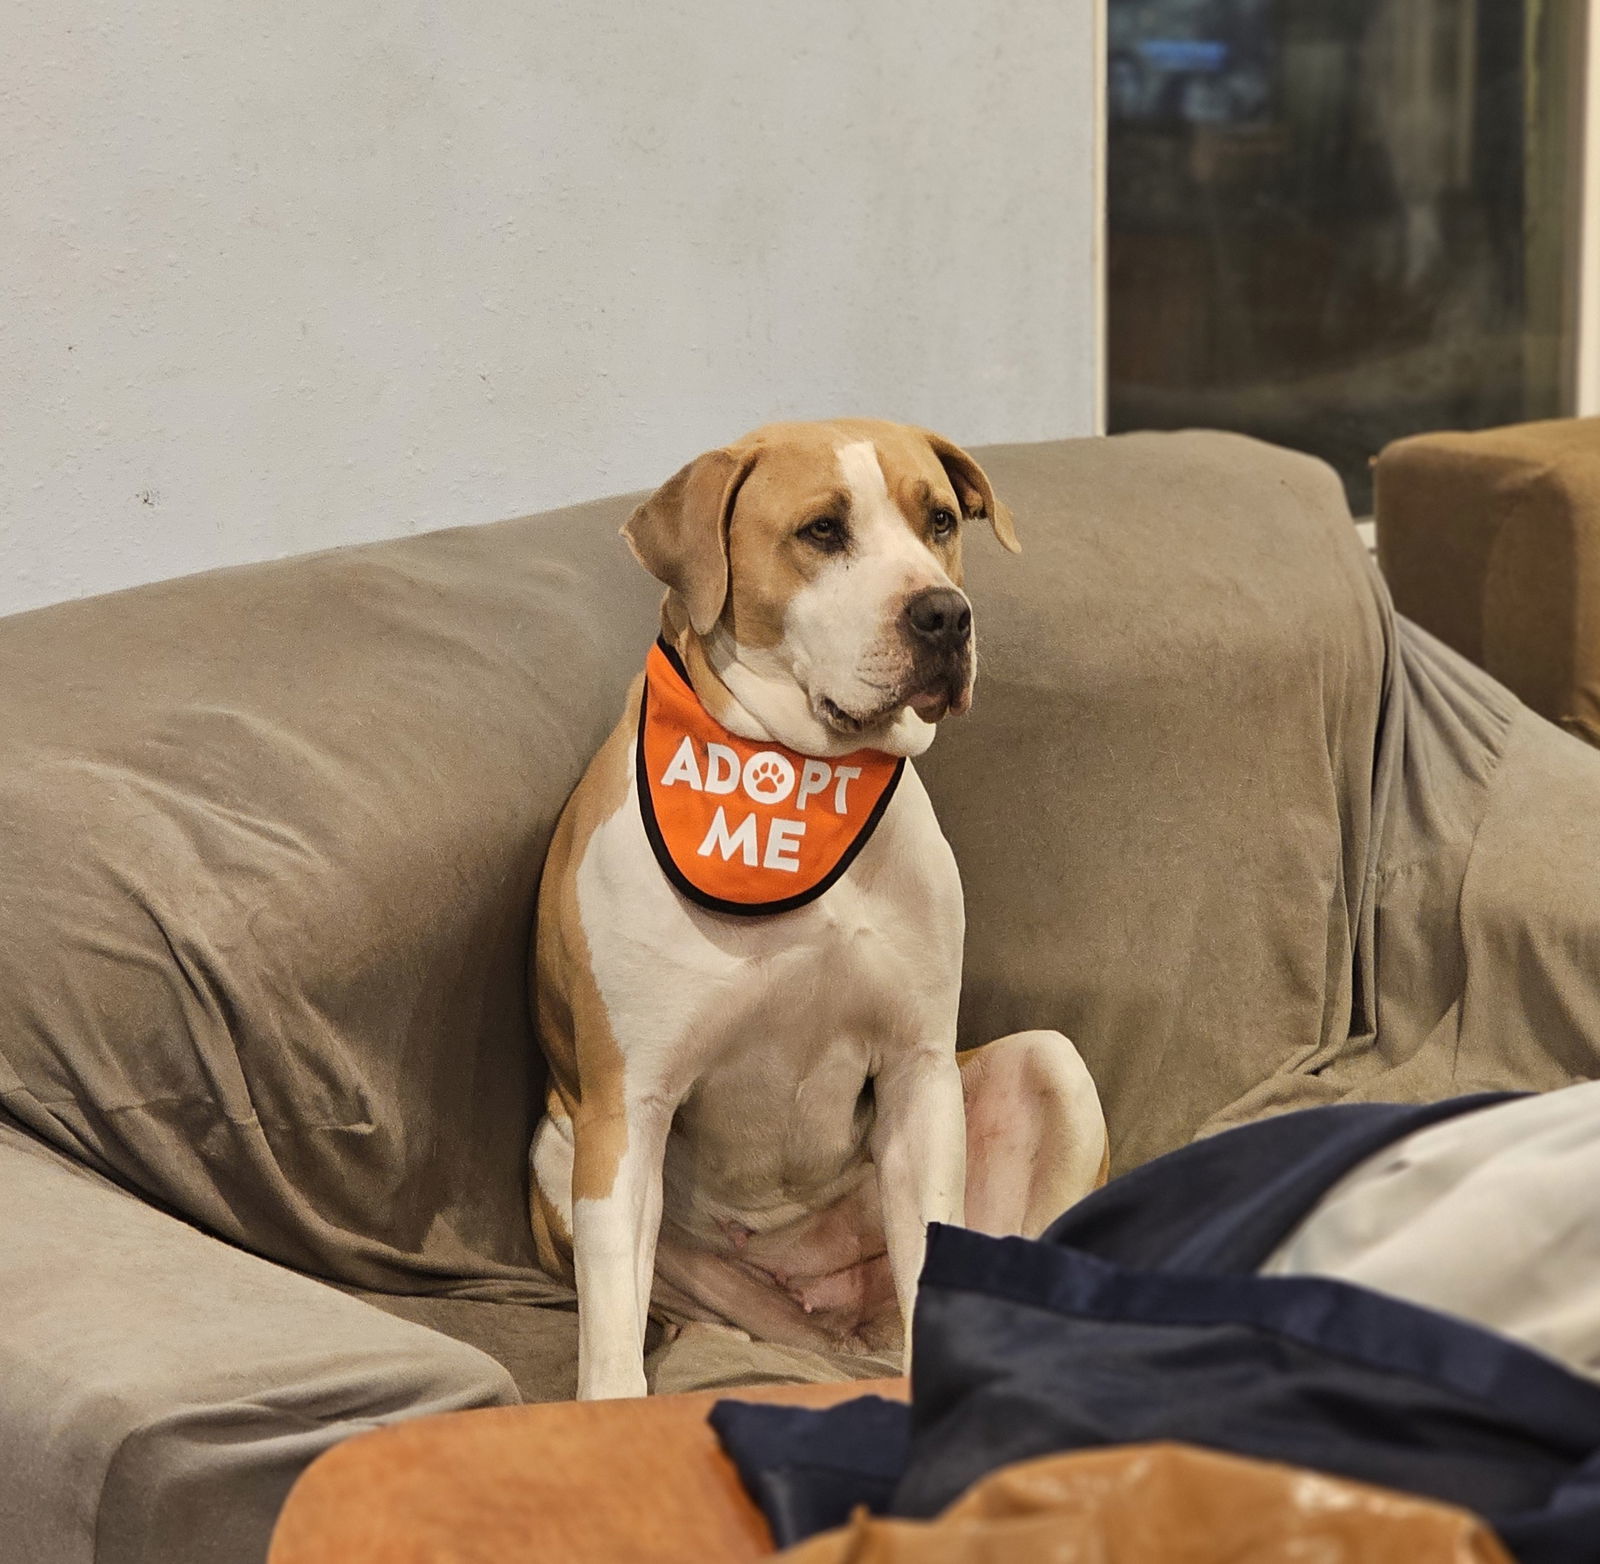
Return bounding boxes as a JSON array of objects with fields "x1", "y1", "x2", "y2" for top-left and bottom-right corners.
[{"x1": 1107, "y1": 0, "x2": 1586, "y2": 512}]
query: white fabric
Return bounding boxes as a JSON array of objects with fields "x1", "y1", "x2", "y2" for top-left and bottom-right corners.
[{"x1": 1263, "y1": 1081, "x2": 1600, "y2": 1380}]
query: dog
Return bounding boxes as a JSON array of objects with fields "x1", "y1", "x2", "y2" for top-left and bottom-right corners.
[{"x1": 529, "y1": 418, "x2": 1108, "y2": 1400}]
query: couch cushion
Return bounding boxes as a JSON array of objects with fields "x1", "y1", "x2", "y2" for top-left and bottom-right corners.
[
  {"x1": 0, "y1": 497, "x2": 656, "y2": 1296},
  {"x1": 922, "y1": 432, "x2": 1387, "y2": 1167}
]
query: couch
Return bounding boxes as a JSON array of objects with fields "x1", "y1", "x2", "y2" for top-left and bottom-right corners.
[{"x1": 6, "y1": 429, "x2": 1600, "y2": 1563}]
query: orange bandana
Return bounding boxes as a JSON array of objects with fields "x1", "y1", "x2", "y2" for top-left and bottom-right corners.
[{"x1": 637, "y1": 640, "x2": 905, "y2": 916}]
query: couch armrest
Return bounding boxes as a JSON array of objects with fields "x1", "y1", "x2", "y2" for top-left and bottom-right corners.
[
  {"x1": 0, "y1": 1125, "x2": 517, "y2": 1564},
  {"x1": 1375, "y1": 416, "x2": 1600, "y2": 742}
]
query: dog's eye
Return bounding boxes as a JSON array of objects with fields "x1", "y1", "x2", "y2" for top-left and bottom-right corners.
[
  {"x1": 930, "y1": 507, "x2": 959, "y2": 542},
  {"x1": 798, "y1": 517, "x2": 847, "y2": 551}
]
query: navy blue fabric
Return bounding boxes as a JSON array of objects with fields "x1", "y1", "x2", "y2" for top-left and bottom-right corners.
[
  {"x1": 708, "y1": 1396, "x2": 909, "y2": 1544},
  {"x1": 901, "y1": 1224, "x2": 1600, "y2": 1559},
  {"x1": 710, "y1": 1095, "x2": 1600, "y2": 1562}
]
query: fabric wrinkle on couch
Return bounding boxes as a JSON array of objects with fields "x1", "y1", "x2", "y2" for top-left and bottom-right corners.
[{"x1": 6, "y1": 428, "x2": 1600, "y2": 1561}]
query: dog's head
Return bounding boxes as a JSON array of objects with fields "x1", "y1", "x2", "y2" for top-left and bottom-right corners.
[{"x1": 623, "y1": 419, "x2": 1018, "y2": 757}]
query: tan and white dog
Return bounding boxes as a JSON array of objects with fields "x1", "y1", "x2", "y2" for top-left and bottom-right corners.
[{"x1": 530, "y1": 419, "x2": 1107, "y2": 1400}]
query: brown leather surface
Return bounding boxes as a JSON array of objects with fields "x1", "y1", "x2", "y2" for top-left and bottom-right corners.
[
  {"x1": 1376, "y1": 416, "x2": 1600, "y2": 743},
  {"x1": 266, "y1": 1377, "x2": 907, "y2": 1564},
  {"x1": 777, "y1": 1442, "x2": 1513, "y2": 1563},
  {"x1": 269, "y1": 1389, "x2": 1511, "y2": 1564}
]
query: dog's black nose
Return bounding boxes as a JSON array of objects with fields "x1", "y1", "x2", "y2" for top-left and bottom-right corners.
[{"x1": 904, "y1": 588, "x2": 972, "y2": 649}]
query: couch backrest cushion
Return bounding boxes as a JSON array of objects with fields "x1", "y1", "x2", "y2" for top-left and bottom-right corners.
[
  {"x1": 0, "y1": 501, "x2": 655, "y2": 1295},
  {"x1": 922, "y1": 432, "x2": 1385, "y2": 1168}
]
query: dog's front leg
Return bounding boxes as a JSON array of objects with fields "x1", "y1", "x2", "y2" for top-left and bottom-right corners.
[
  {"x1": 571, "y1": 1098, "x2": 672, "y2": 1400},
  {"x1": 870, "y1": 1047, "x2": 966, "y2": 1364}
]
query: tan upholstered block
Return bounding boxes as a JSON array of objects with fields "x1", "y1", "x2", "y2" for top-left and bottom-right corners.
[
  {"x1": 1375, "y1": 418, "x2": 1600, "y2": 742},
  {"x1": 267, "y1": 1378, "x2": 908, "y2": 1564}
]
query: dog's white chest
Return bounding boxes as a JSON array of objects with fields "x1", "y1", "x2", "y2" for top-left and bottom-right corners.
[{"x1": 576, "y1": 761, "x2": 963, "y2": 1222}]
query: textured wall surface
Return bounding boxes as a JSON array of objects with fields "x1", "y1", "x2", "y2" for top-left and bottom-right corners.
[{"x1": 2, "y1": 1, "x2": 1099, "y2": 618}]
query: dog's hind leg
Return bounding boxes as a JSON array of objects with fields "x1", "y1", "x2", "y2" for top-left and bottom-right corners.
[{"x1": 959, "y1": 1030, "x2": 1107, "y2": 1238}]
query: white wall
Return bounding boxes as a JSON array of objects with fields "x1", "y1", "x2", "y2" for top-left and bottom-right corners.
[{"x1": 1, "y1": 1, "x2": 1100, "y2": 620}]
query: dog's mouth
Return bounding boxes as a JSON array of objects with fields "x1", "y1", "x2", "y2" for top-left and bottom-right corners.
[
  {"x1": 913, "y1": 686, "x2": 973, "y2": 724},
  {"x1": 818, "y1": 696, "x2": 862, "y2": 734},
  {"x1": 817, "y1": 674, "x2": 970, "y2": 736},
  {"x1": 904, "y1": 657, "x2": 973, "y2": 725}
]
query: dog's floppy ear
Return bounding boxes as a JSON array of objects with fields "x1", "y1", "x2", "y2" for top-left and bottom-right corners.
[
  {"x1": 921, "y1": 431, "x2": 1020, "y2": 554},
  {"x1": 622, "y1": 447, "x2": 758, "y2": 635}
]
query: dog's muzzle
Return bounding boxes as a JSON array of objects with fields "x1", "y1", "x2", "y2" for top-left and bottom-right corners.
[{"x1": 903, "y1": 588, "x2": 973, "y2": 721}]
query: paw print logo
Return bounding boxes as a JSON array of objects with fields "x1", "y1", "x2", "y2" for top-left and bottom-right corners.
[{"x1": 742, "y1": 751, "x2": 797, "y2": 806}]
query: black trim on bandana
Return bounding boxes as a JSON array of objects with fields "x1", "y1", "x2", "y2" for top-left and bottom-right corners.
[
  {"x1": 653, "y1": 634, "x2": 694, "y2": 689},
  {"x1": 636, "y1": 638, "x2": 906, "y2": 918}
]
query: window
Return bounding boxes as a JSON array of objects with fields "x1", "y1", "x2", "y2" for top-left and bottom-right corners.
[{"x1": 1106, "y1": 0, "x2": 1591, "y2": 512}]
